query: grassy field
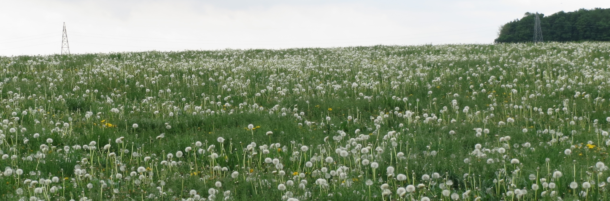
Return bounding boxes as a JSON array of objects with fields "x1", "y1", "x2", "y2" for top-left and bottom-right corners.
[{"x1": 1, "y1": 42, "x2": 610, "y2": 200}]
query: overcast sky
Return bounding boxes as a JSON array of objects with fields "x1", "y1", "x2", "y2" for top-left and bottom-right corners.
[{"x1": 1, "y1": 0, "x2": 608, "y2": 56}]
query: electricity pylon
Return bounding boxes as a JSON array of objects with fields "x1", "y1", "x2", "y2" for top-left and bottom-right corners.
[
  {"x1": 533, "y1": 13, "x2": 543, "y2": 43},
  {"x1": 61, "y1": 22, "x2": 70, "y2": 55}
]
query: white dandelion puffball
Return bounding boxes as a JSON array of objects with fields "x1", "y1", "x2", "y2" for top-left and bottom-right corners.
[
  {"x1": 451, "y1": 193, "x2": 459, "y2": 200},
  {"x1": 532, "y1": 184, "x2": 539, "y2": 190},
  {"x1": 397, "y1": 174, "x2": 407, "y2": 181},
  {"x1": 397, "y1": 187, "x2": 406, "y2": 197},
  {"x1": 421, "y1": 174, "x2": 430, "y2": 181},
  {"x1": 552, "y1": 171, "x2": 562, "y2": 178},
  {"x1": 325, "y1": 157, "x2": 334, "y2": 163},
  {"x1": 278, "y1": 184, "x2": 286, "y2": 191},
  {"x1": 596, "y1": 162, "x2": 605, "y2": 170},
  {"x1": 371, "y1": 162, "x2": 379, "y2": 169},
  {"x1": 406, "y1": 185, "x2": 415, "y2": 193},
  {"x1": 231, "y1": 171, "x2": 239, "y2": 179},
  {"x1": 582, "y1": 182, "x2": 591, "y2": 189},
  {"x1": 340, "y1": 150, "x2": 349, "y2": 157},
  {"x1": 570, "y1": 182, "x2": 578, "y2": 189},
  {"x1": 208, "y1": 188, "x2": 218, "y2": 195}
]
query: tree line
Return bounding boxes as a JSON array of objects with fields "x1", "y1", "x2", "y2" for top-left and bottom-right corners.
[{"x1": 495, "y1": 8, "x2": 610, "y2": 43}]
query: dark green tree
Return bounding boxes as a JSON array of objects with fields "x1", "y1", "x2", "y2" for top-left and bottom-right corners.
[{"x1": 495, "y1": 8, "x2": 610, "y2": 43}]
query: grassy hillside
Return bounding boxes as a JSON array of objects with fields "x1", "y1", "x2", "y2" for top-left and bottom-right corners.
[{"x1": 1, "y1": 42, "x2": 610, "y2": 200}]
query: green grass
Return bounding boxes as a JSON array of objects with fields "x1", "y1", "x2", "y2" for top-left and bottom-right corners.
[{"x1": 1, "y1": 42, "x2": 610, "y2": 200}]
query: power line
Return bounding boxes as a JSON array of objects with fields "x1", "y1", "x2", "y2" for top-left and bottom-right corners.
[
  {"x1": 0, "y1": 41, "x2": 58, "y2": 50},
  {"x1": 533, "y1": 13, "x2": 543, "y2": 43},
  {"x1": 61, "y1": 22, "x2": 70, "y2": 55},
  {"x1": 68, "y1": 28, "x2": 492, "y2": 45},
  {"x1": 3, "y1": 26, "x2": 496, "y2": 55},
  {"x1": 0, "y1": 34, "x2": 56, "y2": 44}
]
